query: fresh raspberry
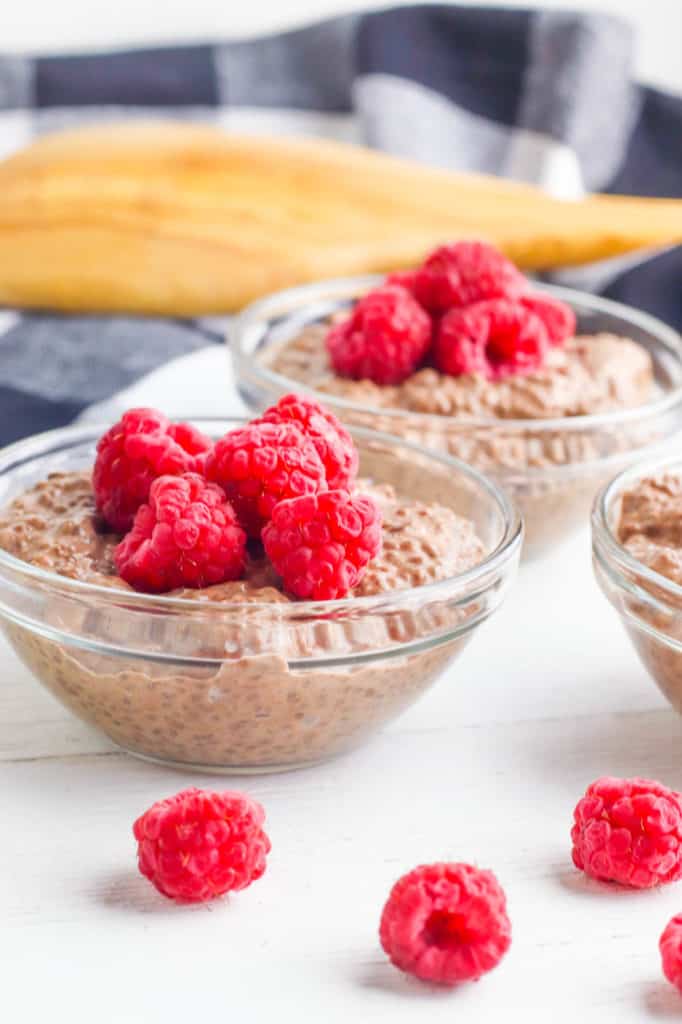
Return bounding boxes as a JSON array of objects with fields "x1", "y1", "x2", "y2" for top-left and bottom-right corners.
[
  {"x1": 435, "y1": 298, "x2": 549, "y2": 380},
  {"x1": 385, "y1": 269, "x2": 419, "y2": 295},
  {"x1": 257, "y1": 393, "x2": 359, "y2": 491},
  {"x1": 571, "y1": 777, "x2": 682, "y2": 888},
  {"x1": 114, "y1": 472, "x2": 246, "y2": 593},
  {"x1": 660, "y1": 914, "x2": 682, "y2": 993},
  {"x1": 520, "y1": 292, "x2": 576, "y2": 347},
  {"x1": 414, "y1": 241, "x2": 526, "y2": 314},
  {"x1": 262, "y1": 489, "x2": 382, "y2": 600},
  {"x1": 326, "y1": 284, "x2": 432, "y2": 386},
  {"x1": 379, "y1": 863, "x2": 511, "y2": 986},
  {"x1": 133, "y1": 787, "x2": 270, "y2": 903},
  {"x1": 206, "y1": 421, "x2": 327, "y2": 537},
  {"x1": 93, "y1": 408, "x2": 212, "y2": 532}
]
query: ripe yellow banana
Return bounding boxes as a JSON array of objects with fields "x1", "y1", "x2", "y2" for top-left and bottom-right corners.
[{"x1": 0, "y1": 120, "x2": 681, "y2": 315}]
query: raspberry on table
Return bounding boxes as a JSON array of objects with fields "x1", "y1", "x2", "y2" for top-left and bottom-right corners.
[
  {"x1": 660, "y1": 914, "x2": 682, "y2": 993},
  {"x1": 114, "y1": 472, "x2": 246, "y2": 593},
  {"x1": 379, "y1": 862, "x2": 511, "y2": 986},
  {"x1": 133, "y1": 787, "x2": 270, "y2": 903},
  {"x1": 520, "y1": 292, "x2": 576, "y2": 347},
  {"x1": 435, "y1": 298, "x2": 549, "y2": 380},
  {"x1": 571, "y1": 776, "x2": 682, "y2": 888},
  {"x1": 257, "y1": 393, "x2": 359, "y2": 491},
  {"x1": 93, "y1": 407, "x2": 212, "y2": 532},
  {"x1": 206, "y1": 420, "x2": 327, "y2": 537},
  {"x1": 325, "y1": 284, "x2": 432, "y2": 386},
  {"x1": 414, "y1": 241, "x2": 526, "y2": 314},
  {"x1": 262, "y1": 489, "x2": 382, "y2": 600}
]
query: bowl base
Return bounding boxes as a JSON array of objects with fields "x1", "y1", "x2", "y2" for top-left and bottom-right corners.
[{"x1": 115, "y1": 740, "x2": 355, "y2": 776}]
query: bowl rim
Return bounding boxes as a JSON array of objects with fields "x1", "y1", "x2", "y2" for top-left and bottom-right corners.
[
  {"x1": 592, "y1": 452, "x2": 682, "y2": 607},
  {"x1": 230, "y1": 274, "x2": 682, "y2": 435},
  {"x1": 0, "y1": 418, "x2": 523, "y2": 617}
]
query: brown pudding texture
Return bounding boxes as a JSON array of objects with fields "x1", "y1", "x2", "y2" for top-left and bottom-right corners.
[
  {"x1": 264, "y1": 324, "x2": 656, "y2": 558},
  {"x1": 616, "y1": 475, "x2": 682, "y2": 714},
  {"x1": 0, "y1": 470, "x2": 484, "y2": 770},
  {"x1": 268, "y1": 324, "x2": 653, "y2": 420}
]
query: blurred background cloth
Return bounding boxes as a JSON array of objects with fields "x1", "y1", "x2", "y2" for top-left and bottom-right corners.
[{"x1": 1, "y1": 3, "x2": 681, "y2": 444}]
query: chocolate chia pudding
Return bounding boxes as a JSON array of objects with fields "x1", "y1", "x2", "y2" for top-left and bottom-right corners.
[
  {"x1": 0, "y1": 425, "x2": 519, "y2": 772},
  {"x1": 254, "y1": 317, "x2": 668, "y2": 560},
  {"x1": 605, "y1": 472, "x2": 682, "y2": 714}
]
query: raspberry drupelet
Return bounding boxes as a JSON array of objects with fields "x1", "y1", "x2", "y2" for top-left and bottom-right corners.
[
  {"x1": 114, "y1": 472, "x2": 246, "y2": 593},
  {"x1": 520, "y1": 292, "x2": 576, "y2": 347},
  {"x1": 93, "y1": 407, "x2": 212, "y2": 532},
  {"x1": 414, "y1": 240, "x2": 525, "y2": 314},
  {"x1": 435, "y1": 298, "x2": 549, "y2": 380},
  {"x1": 133, "y1": 787, "x2": 270, "y2": 902},
  {"x1": 262, "y1": 489, "x2": 382, "y2": 600},
  {"x1": 660, "y1": 914, "x2": 682, "y2": 993},
  {"x1": 571, "y1": 776, "x2": 682, "y2": 888},
  {"x1": 257, "y1": 393, "x2": 359, "y2": 491},
  {"x1": 379, "y1": 862, "x2": 511, "y2": 986},
  {"x1": 206, "y1": 420, "x2": 327, "y2": 537},
  {"x1": 326, "y1": 283, "x2": 432, "y2": 386}
]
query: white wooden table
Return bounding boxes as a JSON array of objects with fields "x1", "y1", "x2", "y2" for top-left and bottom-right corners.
[{"x1": 4, "y1": 527, "x2": 682, "y2": 1023}]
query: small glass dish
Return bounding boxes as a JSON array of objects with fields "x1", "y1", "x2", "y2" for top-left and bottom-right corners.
[
  {"x1": 0, "y1": 420, "x2": 522, "y2": 773},
  {"x1": 593, "y1": 454, "x2": 682, "y2": 715},
  {"x1": 231, "y1": 276, "x2": 682, "y2": 560}
]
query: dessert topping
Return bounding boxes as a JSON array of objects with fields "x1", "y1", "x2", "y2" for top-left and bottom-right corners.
[
  {"x1": 262, "y1": 489, "x2": 382, "y2": 600},
  {"x1": 257, "y1": 393, "x2": 358, "y2": 491},
  {"x1": 326, "y1": 284, "x2": 432, "y2": 386},
  {"x1": 206, "y1": 420, "x2": 327, "y2": 538},
  {"x1": 435, "y1": 298, "x2": 549, "y2": 380},
  {"x1": 93, "y1": 407, "x2": 212, "y2": 532}
]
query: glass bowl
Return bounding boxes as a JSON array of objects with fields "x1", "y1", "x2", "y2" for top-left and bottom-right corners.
[
  {"x1": 231, "y1": 276, "x2": 682, "y2": 560},
  {"x1": 593, "y1": 454, "x2": 682, "y2": 715},
  {"x1": 0, "y1": 420, "x2": 522, "y2": 773}
]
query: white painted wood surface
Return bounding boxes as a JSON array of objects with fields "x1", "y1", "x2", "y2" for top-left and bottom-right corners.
[{"x1": 4, "y1": 526, "x2": 682, "y2": 1022}]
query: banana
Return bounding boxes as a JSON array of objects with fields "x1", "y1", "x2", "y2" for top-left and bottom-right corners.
[{"x1": 0, "y1": 120, "x2": 680, "y2": 315}]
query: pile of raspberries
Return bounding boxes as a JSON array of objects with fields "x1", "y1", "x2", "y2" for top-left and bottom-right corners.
[
  {"x1": 132, "y1": 775, "x2": 682, "y2": 994},
  {"x1": 93, "y1": 396, "x2": 381, "y2": 597},
  {"x1": 326, "y1": 240, "x2": 576, "y2": 386}
]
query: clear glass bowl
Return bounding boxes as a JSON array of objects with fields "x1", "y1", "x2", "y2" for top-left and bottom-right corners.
[
  {"x1": 0, "y1": 420, "x2": 522, "y2": 773},
  {"x1": 593, "y1": 454, "x2": 682, "y2": 715},
  {"x1": 231, "y1": 276, "x2": 682, "y2": 560}
]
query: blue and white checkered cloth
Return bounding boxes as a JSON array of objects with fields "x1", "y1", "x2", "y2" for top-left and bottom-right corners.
[{"x1": 1, "y1": 4, "x2": 681, "y2": 445}]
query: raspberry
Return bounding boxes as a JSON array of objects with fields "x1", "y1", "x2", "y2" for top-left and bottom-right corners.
[
  {"x1": 93, "y1": 407, "x2": 212, "y2": 532},
  {"x1": 114, "y1": 472, "x2": 246, "y2": 593},
  {"x1": 385, "y1": 269, "x2": 418, "y2": 295},
  {"x1": 435, "y1": 298, "x2": 549, "y2": 380},
  {"x1": 661, "y1": 914, "x2": 682, "y2": 993},
  {"x1": 206, "y1": 421, "x2": 327, "y2": 537},
  {"x1": 379, "y1": 863, "x2": 511, "y2": 986},
  {"x1": 326, "y1": 284, "x2": 432, "y2": 386},
  {"x1": 262, "y1": 489, "x2": 382, "y2": 600},
  {"x1": 520, "y1": 292, "x2": 576, "y2": 347},
  {"x1": 414, "y1": 241, "x2": 526, "y2": 314},
  {"x1": 571, "y1": 776, "x2": 682, "y2": 888},
  {"x1": 133, "y1": 787, "x2": 270, "y2": 903},
  {"x1": 257, "y1": 393, "x2": 358, "y2": 491}
]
